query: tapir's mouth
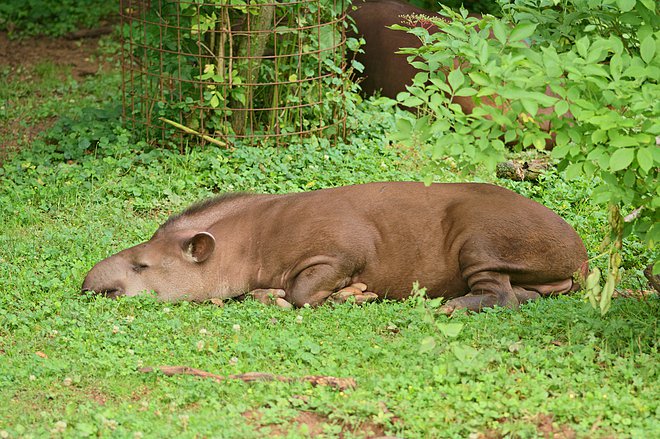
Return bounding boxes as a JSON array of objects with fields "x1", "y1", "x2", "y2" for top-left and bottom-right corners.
[{"x1": 81, "y1": 287, "x2": 124, "y2": 299}]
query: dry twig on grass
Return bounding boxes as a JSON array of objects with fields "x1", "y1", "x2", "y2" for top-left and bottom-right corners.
[{"x1": 139, "y1": 365, "x2": 357, "y2": 391}]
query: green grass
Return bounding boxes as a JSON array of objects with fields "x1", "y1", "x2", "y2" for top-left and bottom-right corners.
[
  {"x1": 0, "y1": 0, "x2": 115, "y2": 38},
  {"x1": 0, "y1": 44, "x2": 658, "y2": 438}
]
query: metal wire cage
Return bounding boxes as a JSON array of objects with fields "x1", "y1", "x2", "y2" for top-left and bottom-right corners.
[{"x1": 120, "y1": 0, "x2": 347, "y2": 147}]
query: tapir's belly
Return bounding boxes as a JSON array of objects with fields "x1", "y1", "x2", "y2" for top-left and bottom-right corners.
[{"x1": 354, "y1": 252, "x2": 470, "y2": 300}]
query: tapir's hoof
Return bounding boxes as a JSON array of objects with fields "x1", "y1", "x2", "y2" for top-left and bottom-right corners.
[
  {"x1": 274, "y1": 298, "x2": 293, "y2": 309},
  {"x1": 438, "y1": 304, "x2": 456, "y2": 315},
  {"x1": 248, "y1": 289, "x2": 292, "y2": 308},
  {"x1": 328, "y1": 284, "x2": 378, "y2": 305}
]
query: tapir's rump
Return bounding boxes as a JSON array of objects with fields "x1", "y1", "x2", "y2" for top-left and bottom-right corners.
[{"x1": 82, "y1": 182, "x2": 588, "y2": 312}]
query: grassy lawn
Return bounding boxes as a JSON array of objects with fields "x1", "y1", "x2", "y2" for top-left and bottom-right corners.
[{"x1": 0, "y1": 37, "x2": 658, "y2": 438}]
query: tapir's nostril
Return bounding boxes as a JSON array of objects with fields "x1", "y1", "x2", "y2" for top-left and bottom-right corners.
[{"x1": 103, "y1": 289, "x2": 122, "y2": 299}]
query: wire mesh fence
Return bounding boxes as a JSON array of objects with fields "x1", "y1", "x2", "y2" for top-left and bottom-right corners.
[{"x1": 120, "y1": 0, "x2": 348, "y2": 148}]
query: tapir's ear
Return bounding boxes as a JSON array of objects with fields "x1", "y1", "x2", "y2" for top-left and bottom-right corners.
[{"x1": 182, "y1": 232, "x2": 216, "y2": 263}]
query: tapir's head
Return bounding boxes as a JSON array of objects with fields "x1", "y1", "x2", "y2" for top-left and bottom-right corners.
[{"x1": 82, "y1": 230, "x2": 221, "y2": 301}]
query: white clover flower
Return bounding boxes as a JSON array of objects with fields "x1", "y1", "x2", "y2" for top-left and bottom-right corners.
[
  {"x1": 232, "y1": 324, "x2": 241, "y2": 332},
  {"x1": 199, "y1": 328, "x2": 208, "y2": 335},
  {"x1": 196, "y1": 340, "x2": 204, "y2": 351},
  {"x1": 62, "y1": 377, "x2": 72, "y2": 386},
  {"x1": 295, "y1": 315, "x2": 303, "y2": 324},
  {"x1": 229, "y1": 356, "x2": 238, "y2": 366},
  {"x1": 104, "y1": 419, "x2": 118, "y2": 430},
  {"x1": 52, "y1": 421, "x2": 67, "y2": 434}
]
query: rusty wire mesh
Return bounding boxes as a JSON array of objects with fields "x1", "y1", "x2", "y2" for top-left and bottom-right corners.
[{"x1": 120, "y1": 0, "x2": 347, "y2": 148}]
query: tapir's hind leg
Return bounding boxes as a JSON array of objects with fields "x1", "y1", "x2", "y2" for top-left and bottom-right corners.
[
  {"x1": 440, "y1": 270, "x2": 576, "y2": 314},
  {"x1": 511, "y1": 286, "x2": 541, "y2": 304},
  {"x1": 517, "y1": 278, "x2": 575, "y2": 296},
  {"x1": 440, "y1": 271, "x2": 519, "y2": 314}
]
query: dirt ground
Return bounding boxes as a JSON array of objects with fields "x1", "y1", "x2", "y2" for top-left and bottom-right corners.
[{"x1": 0, "y1": 31, "x2": 108, "y2": 80}]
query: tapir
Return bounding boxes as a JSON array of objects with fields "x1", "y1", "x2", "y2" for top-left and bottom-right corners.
[
  {"x1": 348, "y1": 0, "x2": 560, "y2": 147},
  {"x1": 82, "y1": 182, "x2": 588, "y2": 313},
  {"x1": 348, "y1": 0, "x2": 452, "y2": 100}
]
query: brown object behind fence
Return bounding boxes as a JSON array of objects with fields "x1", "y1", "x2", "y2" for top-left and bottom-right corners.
[{"x1": 120, "y1": 0, "x2": 347, "y2": 148}]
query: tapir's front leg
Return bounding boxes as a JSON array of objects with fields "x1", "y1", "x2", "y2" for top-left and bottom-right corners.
[
  {"x1": 286, "y1": 257, "x2": 364, "y2": 307},
  {"x1": 328, "y1": 283, "x2": 379, "y2": 305},
  {"x1": 247, "y1": 288, "x2": 293, "y2": 309}
]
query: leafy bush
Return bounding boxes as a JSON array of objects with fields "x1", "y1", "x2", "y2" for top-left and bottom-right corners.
[
  {"x1": 390, "y1": 1, "x2": 659, "y2": 314},
  {"x1": 0, "y1": 0, "x2": 115, "y2": 37}
]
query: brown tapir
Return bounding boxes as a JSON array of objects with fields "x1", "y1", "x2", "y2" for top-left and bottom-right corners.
[
  {"x1": 82, "y1": 182, "x2": 588, "y2": 313},
  {"x1": 348, "y1": 0, "x2": 476, "y2": 106}
]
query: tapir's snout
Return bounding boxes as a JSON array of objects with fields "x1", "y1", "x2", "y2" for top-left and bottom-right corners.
[{"x1": 81, "y1": 254, "x2": 131, "y2": 299}]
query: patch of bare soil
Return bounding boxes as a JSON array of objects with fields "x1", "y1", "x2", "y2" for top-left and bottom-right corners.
[
  {"x1": 534, "y1": 414, "x2": 577, "y2": 439},
  {"x1": 243, "y1": 409, "x2": 397, "y2": 439},
  {"x1": 87, "y1": 387, "x2": 108, "y2": 406},
  {"x1": 0, "y1": 31, "x2": 108, "y2": 80},
  {"x1": 473, "y1": 414, "x2": 579, "y2": 439}
]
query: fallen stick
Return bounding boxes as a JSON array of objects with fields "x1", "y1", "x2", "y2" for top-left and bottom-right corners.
[
  {"x1": 159, "y1": 117, "x2": 228, "y2": 148},
  {"x1": 139, "y1": 365, "x2": 357, "y2": 391}
]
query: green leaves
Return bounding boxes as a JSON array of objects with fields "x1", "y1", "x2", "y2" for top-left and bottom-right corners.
[
  {"x1": 492, "y1": 21, "x2": 508, "y2": 45},
  {"x1": 554, "y1": 100, "x2": 570, "y2": 117},
  {"x1": 447, "y1": 69, "x2": 465, "y2": 92},
  {"x1": 436, "y1": 322, "x2": 464, "y2": 338},
  {"x1": 640, "y1": 34, "x2": 656, "y2": 64},
  {"x1": 576, "y1": 36, "x2": 590, "y2": 58},
  {"x1": 509, "y1": 23, "x2": 538, "y2": 42},
  {"x1": 616, "y1": 0, "x2": 637, "y2": 12},
  {"x1": 637, "y1": 147, "x2": 654, "y2": 173},
  {"x1": 609, "y1": 148, "x2": 635, "y2": 171}
]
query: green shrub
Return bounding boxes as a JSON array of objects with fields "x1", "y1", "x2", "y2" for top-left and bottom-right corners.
[{"x1": 390, "y1": 1, "x2": 659, "y2": 314}]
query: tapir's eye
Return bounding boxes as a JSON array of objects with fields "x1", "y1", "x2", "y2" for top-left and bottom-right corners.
[{"x1": 132, "y1": 263, "x2": 149, "y2": 274}]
